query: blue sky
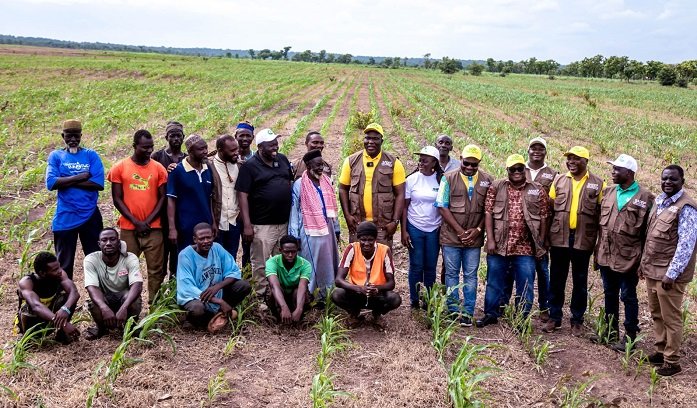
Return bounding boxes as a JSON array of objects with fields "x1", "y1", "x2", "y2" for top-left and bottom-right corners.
[{"x1": 1, "y1": 0, "x2": 694, "y2": 63}]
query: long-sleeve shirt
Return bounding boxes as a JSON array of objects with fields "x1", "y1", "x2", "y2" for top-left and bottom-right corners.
[
  {"x1": 655, "y1": 190, "x2": 697, "y2": 280},
  {"x1": 288, "y1": 179, "x2": 340, "y2": 239}
]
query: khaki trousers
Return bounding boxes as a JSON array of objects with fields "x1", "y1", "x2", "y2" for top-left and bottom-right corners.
[
  {"x1": 121, "y1": 229, "x2": 165, "y2": 304},
  {"x1": 646, "y1": 278, "x2": 687, "y2": 364},
  {"x1": 251, "y1": 224, "x2": 288, "y2": 296}
]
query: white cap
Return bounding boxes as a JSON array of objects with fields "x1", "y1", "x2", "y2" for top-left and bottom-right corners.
[
  {"x1": 414, "y1": 145, "x2": 440, "y2": 160},
  {"x1": 255, "y1": 128, "x2": 279, "y2": 145},
  {"x1": 607, "y1": 154, "x2": 638, "y2": 172},
  {"x1": 528, "y1": 136, "x2": 547, "y2": 149}
]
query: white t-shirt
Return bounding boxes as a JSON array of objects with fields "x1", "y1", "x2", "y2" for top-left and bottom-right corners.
[
  {"x1": 405, "y1": 172, "x2": 442, "y2": 232},
  {"x1": 84, "y1": 251, "x2": 142, "y2": 294}
]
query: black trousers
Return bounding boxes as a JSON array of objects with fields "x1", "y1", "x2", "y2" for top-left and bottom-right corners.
[
  {"x1": 331, "y1": 288, "x2": 402, "y2": 317},
  {"x1": 86, "y1": 289, "x2": 143, "y2": 332},
  {"x1": 548, "y1": 232, "x2": 593, "y2": 325},
  {"x1": 53, "y1": 209, "x2": 103, "y2": 279},
  {"x1": 182, "y1": 279, "x2": 252, "y2": 327}
]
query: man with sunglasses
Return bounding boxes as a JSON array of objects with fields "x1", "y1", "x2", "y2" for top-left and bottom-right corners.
[
  {"x1": 524, "y1": 136, "x2": 558, "y2": 322},
  {"x1": 436, "y1": 145, "x2": 493, "y2": 326},
  {"x1": 477, "y1": 154, "x2": 548, "y2": 327},
  {"x1": 544, "y1": 146, "x2": 606, "y2": 336},
  {"x1": 210, "y1": 135, "x2": 242, "y2": 260}
]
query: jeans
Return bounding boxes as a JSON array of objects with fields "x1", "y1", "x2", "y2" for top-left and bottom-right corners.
[
  {"x1": 548, "y1": 232, "x2": 593, "y2": 324},
  {"x1": 216, "y1": 223, "x2": 242, "y2": 261},
  {"x1": 53, "y1": 208, "x2": 103, "y2": 279},
  {"x1": 483, "y1": 254, "x2": 536, "y2": 317},
  {"x1": 406, "y1": 222, "x2": 439, "y2": 305},
  {"x1": 600, "y1": 266, "x2": 640, "y2": 335},
  {"x1": 536, "y1": 254, "x2": 550, "y2": 311},
  {"x1": 443, "y1": 246, "x2": 481, "y2": 316}
]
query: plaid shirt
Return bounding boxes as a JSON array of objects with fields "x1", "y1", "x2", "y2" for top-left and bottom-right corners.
[{"x1": 655, "y1": 190, "x2": 697, "y2": 280}]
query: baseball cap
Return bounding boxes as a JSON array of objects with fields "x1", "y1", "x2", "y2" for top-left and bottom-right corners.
[
  {"x1": 607, "y1": 154, "x2": 638, "y2": 172},
  {"x1": 63, "y1": 119, "x2": 82, "y2": 131},
  {"x1": 255, "y1": 128, "x2": 279, "y2": 145},
  {"x1": 364, "y1": 123, "x2": 384, "y2": 136},
  {"x1": 414, "y1": 146, "x2": 440, "y2": 161},
  {"x1": 563, "y1": 146, "x2": 590, "y2": 160},
  {"x1": 506, "y1": 154, "x2": 526, "y2": 168},
  {"x1": 528, "y1": 136, "x2": 547, "y2": 149},
  {"x1": 461, "y1": 144, "x2": 482, "y2": 161}
]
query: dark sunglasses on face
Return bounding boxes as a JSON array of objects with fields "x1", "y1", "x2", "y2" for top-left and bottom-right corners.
[
  {"x1": 508, "y1": 166, "x2": 525, "y2": 173},
  {"x1": 462, "y1": 161, "x2": 479, "y2": 168}
]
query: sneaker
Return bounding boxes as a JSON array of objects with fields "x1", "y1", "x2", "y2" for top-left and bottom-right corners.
[
  {"x1": 648, "y1": 352, "x2": 664, "y2": 366},
  {"x1": 460, "y1": 316, "x2": 473, "y2": 327},
  {"x1": 539, "y1": 310, "x2": 550, "y2": 323},
  {"x1": 475, "y1": 315, "x2": 498, "y2": 328},
  {"x1": 571, "y1": 322, "x2": 585, "y2": 337},
  {"x1": 410, "y1": 301, "x2": 420, "y2": 310},
  {"x1": 656, "y1": 362, "x2": 682, "y2": 377},
  {"x1": 542, "y1": 320, "x2": 561, "y2": 333}
]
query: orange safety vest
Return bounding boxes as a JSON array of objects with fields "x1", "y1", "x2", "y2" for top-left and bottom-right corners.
[{"x1": 347, "y1": 242, "x2": 388, "y2": 286}]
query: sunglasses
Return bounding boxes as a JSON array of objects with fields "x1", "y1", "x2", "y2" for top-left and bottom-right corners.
[
  {"x1": 462, "y1": 161, "x2": 479, "y2": 168},
  {"x1": 508, "y1": 166, "x2": 525, "y2": 173}
]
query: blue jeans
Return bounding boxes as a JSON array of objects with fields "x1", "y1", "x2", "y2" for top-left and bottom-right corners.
[
  {"x1": 600, "y1": 266, "x2": 640, "y2": 335},
  {"x1": 443, "y1": 246, "x2": 481, "y2": 316},
  {"x1": 483, "y1": 254, "x2": 536, "y2": 317},
  {"x1": 216, "y1": 223, "x2": 242, "y2": 261},
  {"x1": 536, "y1": 254, "x2": 550, "y2": 310},
  {"x1": 407, "y1": 222, "x2": 440, "y2": 305}
]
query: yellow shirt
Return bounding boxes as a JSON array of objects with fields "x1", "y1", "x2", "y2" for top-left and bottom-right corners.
[
  {"x1": 339, "y1": 151, "x2": 406, "y2": 221},
  {"x1": 459, "y1": 173, "x2": 478, "y2": 191},
  {"x1": 549, "y1": 172, "x2": 605, "y2": 229}
]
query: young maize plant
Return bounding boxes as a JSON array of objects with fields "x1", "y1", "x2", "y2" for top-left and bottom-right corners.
[
  {"x1": 593, "y1": 307, "x2": 617, "y2": 345},
  {"x1": 447, "y1": 337, "x2": 498, "y2": 408},
  {"x1": 619, "y1": 334, "x2": 646, "y2": 375},
  {"x1": 551, "y1": 375, "x2": 600, "y2": 408},
  {"x1": 502, "y1": 304, "x2": 552, "y2": 372},
  {"x1": 8, "y1": 325, "x2": 53, "y2": 375},
  {"x1": 420, "y1": 283, "x2": 459, "y2": 363},
  {"x1": 223, "y1": 289, "x2": 258, "y2": 357},
  {"x1": 203, "y1": 368, "x2": 233, "y2": 407}
]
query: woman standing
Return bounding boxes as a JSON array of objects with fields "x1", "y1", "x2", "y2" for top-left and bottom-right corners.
[
  {"x1": 401, "y1": 146, "x2": 444, "y2": 309},
  {"x1": 289, "y1": 150, "x2": 340, "y2": 305}
]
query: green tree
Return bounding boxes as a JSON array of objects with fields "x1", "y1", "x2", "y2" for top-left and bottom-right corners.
[
  {"x1": 257, "y1": 49, "x2": 272, "y2": 60},
  {"x1": 318, "y1": 49, "x2": 327, "y2": 63},
  {"x1": 469, "y1": 62, "x2": 484, "y2": 76},
  {"x1": 658, "y1": 65, "x2": 677, "y2": 86},
  {"x1": 676, "y1": 60, "x2": 697, "y2": 80},
  {"x1": 423, "y1": 53, "x2": 432, "y2": 69},
  {"x1": 485, "y1": 58, "x2": 497, "y2": 72},
  {"x1": 579, "y1": 54, "x2": 605, "y2": 77},
  {"x1": 282, "y1": 46, "x2": 292, "y2": 60},
  {"x1": 367, "y1": 57, "x2": 375, "y2": 65},
  {"x1": 644, "y1": 61, "x2": 664, "y2": 80},
  {"x1": 336, "y1": 53, "x2": 353, "y2": 64},
  {"x1": 247, "y1": 49, "x2": 255, "y2": 59},
  {"x1": 439, "y1": 57, "x2": 462, "y2": 74}
]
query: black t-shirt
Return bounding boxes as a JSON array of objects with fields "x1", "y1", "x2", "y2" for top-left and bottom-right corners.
[
  {"x1": 27, "y1": 273, "x2": 62, "y2": 299},
  {"x1": 235, "y1": 152, "x2": 292, "y2": 225}
]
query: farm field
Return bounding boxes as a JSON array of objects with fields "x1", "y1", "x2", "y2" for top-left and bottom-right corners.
[{"x1": 1, "y1": 45, "x2": 697, "y2": 407}]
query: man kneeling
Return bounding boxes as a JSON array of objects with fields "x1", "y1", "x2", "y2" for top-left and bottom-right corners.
[
  {"x1": 332, "y1": 222, "x2": 401, "y2": 326},
  {"x1": 177, "y1": 223, "x2": 251, "y2": 331},
  {"x1": 16, "y1": 251, "x2": 80, "y2": 343},
  {"x1": 84, "y1": 228, "x2": 143, "y2": 340},
  {"x1": 265, "y1": 235, "x2": 312, "y2": 324}
]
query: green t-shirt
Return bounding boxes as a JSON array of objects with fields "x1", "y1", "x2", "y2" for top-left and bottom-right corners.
[{"x1": 265, "y1": 254, "x2": 312, "y2": 294}]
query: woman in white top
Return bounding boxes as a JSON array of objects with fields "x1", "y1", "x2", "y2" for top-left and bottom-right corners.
[{"x1": 401, "y1": 146, "x2": 444, "y2": 309}]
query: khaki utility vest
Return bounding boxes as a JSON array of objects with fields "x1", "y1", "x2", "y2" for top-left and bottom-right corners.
[
  {"x1": 595, "y1": 185, "x2": 654, "y2": 273},
  {"x1": 549, "y1": 172, "x2": 604, "y2": 251},
  {"x1": 525, "y1": 165, "x2": 558, "y2": 193},
  {"x1": 439, "y1": 169, "x2": 493, "y2": 247},
  {"x1": 489, "y1": 179, "x2": 546, "y2": 257},
  {"x1": 640, "y1": 192, "x2": 697, "y2": 283},
  {"x1": 347, "y1": 150, "x2": 397, "y2": 227}
]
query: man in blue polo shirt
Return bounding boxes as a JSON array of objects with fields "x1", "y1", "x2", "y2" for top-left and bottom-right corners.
[{"x1": 45, "y1": 119, "x2": 104, "y2": 279}]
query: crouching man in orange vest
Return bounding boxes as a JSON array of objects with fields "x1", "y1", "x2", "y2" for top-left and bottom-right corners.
[{"x1": 332, "y1": 221, "x2": 402, "y2": 327}]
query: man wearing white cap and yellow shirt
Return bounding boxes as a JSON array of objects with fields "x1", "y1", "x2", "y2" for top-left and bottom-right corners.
[
  {"x1": 525, "y1": 136, "x2": 558, "y2": 321},
  {"x1": 435, "y1": 144, "x2": 493, "y2": 326},
  {"x1": 594, "y1": 154, "x2": 654, "y2": 351},
  {"x1": 544, "y1": 146, "x2": 606, "y2": 336},
  {"x1": 236, "y1": 128, "x2": 293, "y2": 297},
  {"x1": 338, "y1": 123, "x2": 406, "y2": 247}
]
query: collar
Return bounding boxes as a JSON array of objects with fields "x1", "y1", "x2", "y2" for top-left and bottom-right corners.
[
  {"x1": 183, "y1": 158, "x2": 208, "y2": 172},
  {"x1": 362, "y1": 150, "x2": 382, "y2": 162},
  {"x1": 213, "y1": 155, "x2": 234, "y2": 166},
  {"x1": 526, "y1": 162, "x2": 547, "y2": 171},
  {"x1": 657, "y1": 189, "x2": 684, "y2": 206},
  {"x1": 617, "y1": 181, "x2": 639, "y2": 193},
  {"x1": 565, "y1": 171, "x2": 589, "y2": 182}
]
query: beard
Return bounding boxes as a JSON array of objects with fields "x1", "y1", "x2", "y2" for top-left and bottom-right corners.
[{"x1": 310, "y1": 169, "x2": 323, "y2": 180}]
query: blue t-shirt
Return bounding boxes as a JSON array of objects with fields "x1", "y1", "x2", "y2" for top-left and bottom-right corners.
[
  {"x1": 45, "y1": 148, "x2": 104, "y2": 231},
  {"x1": 176, "y1": 243, "x2": 241, "y2": 312},
  {"x1": 166, "y1": 160, "x2": 213, "y2": 247}
]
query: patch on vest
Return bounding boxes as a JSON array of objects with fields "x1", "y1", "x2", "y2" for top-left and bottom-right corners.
[
  {"x1": 586, "y1": 183, "x2": 599, "y2": 190},
  {"x1": 527, "y1": 189, "x2": 540, "y2": 195},
  {"x1": 479, "y1": 180, "x2": 490, "y2": 188},
  {"x1": 381, "y1": 160, "x2": 393, "y2": 167},
  {"x1": 632, "y1": 198, "x2": 647, "y2": 208},
  {"x1": 669, "y1": 206, "x2": 679, "y2": 213},
  {"x1": 541, "y1": 173, "x2": 554, "y2": 179}
]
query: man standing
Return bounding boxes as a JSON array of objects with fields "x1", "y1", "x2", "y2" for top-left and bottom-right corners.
[
  {"x1": 639, "y1": 165, "x2": 697, "y2": 376},
  {"x1": 108, "y1": 129, "x2": 168, "y2": 302},
  {"x1": 152, "y1": 121, "x2": 187, "y2": 277},
  {"x1": 436, "y1": 134, "x2": 460, "y2": 173},
  {"x1": 544, "y1": 146, "x2": 605, "y2": 336},
  {"x1": 45, "y1": 119, "x2": 104, "y2": 279},
  {"x1": 594, "y1": 154, "x2": 654, "y2": 350},
  {"x1": 477, "y1": 154, "x2": 548, "y2": 327},
  {"x1": 292, "y1": 131, "x2": 333, "y2": 181},
  {"x1": 210, "y1": 135, "x2": 242, "y2": 260},
  {"x1": 234, "y1": 121, "x2": 255, "y2": 267},
  {"x1": 265, "y1": 235, "x2": 312, "y2": 324},
  {"x1": 84, "y1": 228, "x2": 143, "y2": 340},
  {"x1": 525, "y1": 136, "x2": 558, "y2": 321},
  {"x1": 236, "y1": 128, "x2": 293, "y2": 297},
  {"x1": 332, "y1": 222, "x2": 402, "y2": 327},
  {"x1": 338, "y1": 123, "x2": 406, "y2": 246},
  {"x1": 436, "y1": 144, "x2": 492, "y2": 326},
  {"x1": 15, "y1": 252, "x2": 80, "y2": 343},
  {"x1": 167, "y1": 134, "x2": 215, "y2": 251},
  {"x1": 177, "y1": 223, "x2": 252, "y2": 329}
]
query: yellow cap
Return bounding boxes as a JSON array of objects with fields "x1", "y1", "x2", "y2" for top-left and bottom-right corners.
[
  {"x1": 563, "y1": 146, "x2": 589, "y2": 160},
  {"x1": 62, "y1": 119, "x2": 82, "y2": 131},
  {"x1": 364, "y1": 123, "x2": 384, "y2": 136},
  {"x1": 461, "y1": 144, "x2": 482, "y2": 160},
  {"x1": 506, "y1": 154, "x2": 526, "y2": 168}
]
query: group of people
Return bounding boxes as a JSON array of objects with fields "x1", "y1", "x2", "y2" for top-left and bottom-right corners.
[{"x1": 14, "y1": 118, "x2": 696, "y2": 378}]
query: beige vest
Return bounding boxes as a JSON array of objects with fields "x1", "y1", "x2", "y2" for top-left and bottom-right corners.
[
  {"x1": 549, "y1": 172, "x2": 604, "y2": 251},
  {"x1": 439, "y1": 169, "x2": 493, "y2": 247},
  {"x1": 525, "y1": 165, "x2": 558, "y2": 193},
  {"x1": 347, "y1": 150, "x2": 398, "y2": 227}
]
